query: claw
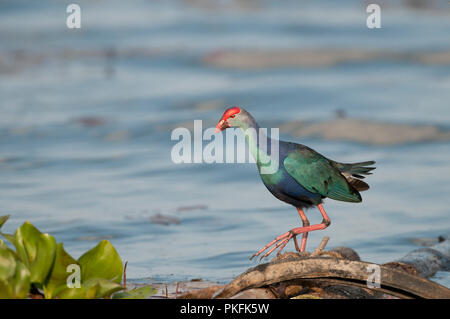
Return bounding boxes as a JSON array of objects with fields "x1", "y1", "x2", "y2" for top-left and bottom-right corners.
[
  {"x1": 276, "y1": 236, "x2": 292, "y2": 256},
  {"x1": 260, "y1": 235, "x2": 291, "y2": 260},
  {"x1": 250, "y1": 205, "x2": 332, "y2": 261},
  {"x1": 250, "y1": 231, "x2": 298, "y2": 261}
]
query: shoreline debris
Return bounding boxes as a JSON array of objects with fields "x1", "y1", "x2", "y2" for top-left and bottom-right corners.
[{"x1": 173, "y1": 235, "x2": 450, "y2": 299}]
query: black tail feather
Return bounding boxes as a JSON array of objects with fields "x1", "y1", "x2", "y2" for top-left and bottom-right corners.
[
  {"x1": 336, "y1": 160, "x2": 376, "y2": 179},
  {"x1": 347, "y1": 177, "x2": 370, "y2": 192}
]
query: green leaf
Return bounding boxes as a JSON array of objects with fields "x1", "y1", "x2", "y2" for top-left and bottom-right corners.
[
  {"x1": 48, "y1": 240, "x2": 124, "y2": 299},
  {"x1": 13, "y1": 222, "x2": 57, "y2": 285},
  {"x1": 57, "y1": 283, "x2": 98, "y2": 299},
  {"x1": 0, "y1": 232, "x2": 15, "y2": 245},
  {"x1": 11, "y1": 262, "x2": 31, "y2": 298},
  {"x1": 77, "y1": 240, "x2": 123, "y2": 284},
  {"x1": 43, "y1": 243, "x2": 79, "y2": 299},
  {"x1": 112, "y1": 286, "x2": 157, "y2": 299},
  {"x1": 0, "y1": 218, "x2": 126, "y2": 299},
  {"x1": 85, "y1": 278, "x2": 124, "y2": 298},
  {"x1": 0, "y1": 259, "x2": 31, "y2": 299},
  {"x1": 0, "y1": 233, "x2": 31, "y2": 299},
  {"x1": 56, "y1": 278, "x2": 123, "y2": 299},
  {"x1": 0, "y1": 242, "x2": 17, "y2": 281},
  {"x1": 0, "y1": 215, "x2": 10, "y2": 229},
  {"x1": 0, "y1": 215, "x2": 14, "y2": 244}
]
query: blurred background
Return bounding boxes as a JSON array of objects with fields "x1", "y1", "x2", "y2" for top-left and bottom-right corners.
[{"x1": 0, "y1": 0, "x2": 449, "y2": 286}]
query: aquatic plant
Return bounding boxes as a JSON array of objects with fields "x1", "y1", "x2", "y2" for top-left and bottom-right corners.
[{"x1": 0, "y1": 215, "x2": 155, "y2": 299}]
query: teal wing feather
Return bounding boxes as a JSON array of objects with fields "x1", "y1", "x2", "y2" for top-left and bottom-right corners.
[{"x1": 283, "y1": 150, "x2": 362, "y2": 203}]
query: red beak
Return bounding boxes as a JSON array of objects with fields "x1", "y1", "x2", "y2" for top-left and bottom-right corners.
[{"x1": 214, "y1": 119, "x2": 230, "y2": 133}]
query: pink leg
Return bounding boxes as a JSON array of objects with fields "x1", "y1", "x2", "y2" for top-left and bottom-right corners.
[
  {"x1": 296, "y1": 207, "x2": 310, "y2": 252},
  {"x1": 250, "y1": 204, "x2": 331, "y2": 261}
]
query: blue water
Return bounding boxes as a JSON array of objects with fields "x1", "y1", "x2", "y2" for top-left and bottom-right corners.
[{"x1": 0, "y1": 0, "x2": 449, "y2": 287}]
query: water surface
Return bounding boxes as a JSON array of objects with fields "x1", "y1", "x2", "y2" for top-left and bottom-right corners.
[{"x1": 0, "y1": 0, "x2": 449, "y2": 286}]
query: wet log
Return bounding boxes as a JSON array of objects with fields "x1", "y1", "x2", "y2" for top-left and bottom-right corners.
[
  {"x1": 230, "y1": 288, "x2": 277, "y2": 299},
  {"x1": 176, "y1": 236, "x2": 450, "y2": 299},
  {"x1": 212, "y1": 256, "x2": 450, "y2": 299},
  {"x1": 209, "y1": 237, "x2": 450, "y2": 299},
  {"x1": 383, "y1": 235, "x2": 450, "y2": 278}
]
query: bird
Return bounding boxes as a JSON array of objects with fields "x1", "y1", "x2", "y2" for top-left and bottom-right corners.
[{"x1": 214, "y1": 106, "x2": 376, "y2": 261}]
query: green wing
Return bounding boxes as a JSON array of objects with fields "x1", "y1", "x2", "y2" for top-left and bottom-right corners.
[{"x1": 283, "y1": 150, "x2": 362, "y2": 203}]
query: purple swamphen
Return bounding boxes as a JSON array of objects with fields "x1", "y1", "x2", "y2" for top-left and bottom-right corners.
[{"x1": 214, "y1": 107, "x2": 376, "y2": 260}]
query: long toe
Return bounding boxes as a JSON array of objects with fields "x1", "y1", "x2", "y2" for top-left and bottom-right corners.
[{"x1": 250, "y1": 231, "x2": 295, "y2": 261}]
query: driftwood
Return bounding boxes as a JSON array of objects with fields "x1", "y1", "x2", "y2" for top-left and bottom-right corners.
[
  {"x1": 212, "y1": 256, "x2": 450, "y2": 299},
  {"x1": 178, "y1": 235, "x2": 450, "y2": 299},
  {"x1": 384, "y1": 235, "x2": 450, "y2": 278}
]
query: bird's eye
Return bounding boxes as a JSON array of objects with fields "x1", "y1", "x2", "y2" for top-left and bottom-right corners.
[{"x1": 230, "y1": 115, "x2": 235, "y2": 119}]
